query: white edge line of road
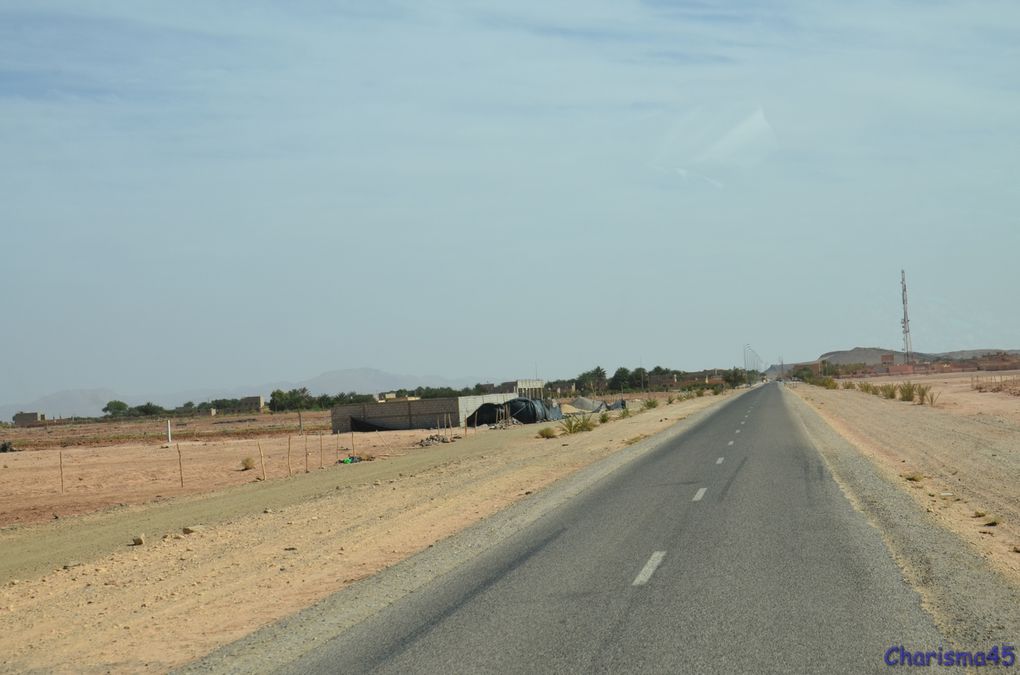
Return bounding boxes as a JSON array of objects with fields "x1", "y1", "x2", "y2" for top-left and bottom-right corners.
[
  {"x1": 693, "y1": 487, "x2": 707, "y2": 502},
  {"x1": 632, "y1": 551, "x2": 666, "y2": 586}
]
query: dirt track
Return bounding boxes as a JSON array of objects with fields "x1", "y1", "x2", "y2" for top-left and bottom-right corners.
[{"x1": 0, "y1": 394, "x2": 731, "y2": 674}]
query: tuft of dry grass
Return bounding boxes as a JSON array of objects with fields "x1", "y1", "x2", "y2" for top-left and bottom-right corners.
[
  {"x1": 902, "y1": 471, "x2": 924, "y2": 482},
  {"x1": 599, "y1": 412, "x2": 610, "y2": 424},
  {"x1": 972, "y1": 510, "x2": 987, "y2": 518},
  {"x1": 983, "y1": 517, "x2": 1000, "y2": 527},
  {"x1": 240, "y1": 456, "x2": 256, "y2": 471},
  {"x1": 536, "y1": 427, "x2": 557, "y2": 439},
  {"x1": 624, "y1": 434, "x2": 648, "y2": 446}
]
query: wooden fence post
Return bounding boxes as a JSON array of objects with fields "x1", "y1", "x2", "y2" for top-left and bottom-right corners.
[
  {"x1": 258, "y1": 442, "x2": 267, "y2": 481},
  {"x1": 59, "y1": 450, "x2": 65, "y2": 494},
  {"x1": 176, "y1": 443, "x2": 184, "y2": 488}
]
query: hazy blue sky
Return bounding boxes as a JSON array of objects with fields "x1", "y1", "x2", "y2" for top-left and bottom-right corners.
[{"x1": 3, "y1": 1, "x2": 1019, "y2": 403}]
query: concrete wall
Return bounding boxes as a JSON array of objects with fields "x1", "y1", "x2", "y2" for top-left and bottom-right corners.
[
  {"x1": 331, "y1": 393, "x2": 516, "y2": 433},
  {"x1": 331, "y1": 398, "x2": 458, "y2": 433}
]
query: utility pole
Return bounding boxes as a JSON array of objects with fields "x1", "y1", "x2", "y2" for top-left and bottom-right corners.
[{"x1": 901, "y1": 269, "x2": 913, "y2": 365}]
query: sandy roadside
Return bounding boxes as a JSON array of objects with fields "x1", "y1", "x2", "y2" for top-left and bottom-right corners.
[
  {"x1": 0, "y1": 393, "x2": 733, "y2": 674},
  {"x1": 788, "y1": 383, "x2": 1020, "y2": 582}
]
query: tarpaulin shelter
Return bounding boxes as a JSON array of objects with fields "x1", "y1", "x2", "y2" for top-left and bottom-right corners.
[
  {"x1": 570, "y1": 397, "x2": 608, "y2": 413},
  {"x1": 466, "y1": 398, "x2": 562, "y2": 426}
]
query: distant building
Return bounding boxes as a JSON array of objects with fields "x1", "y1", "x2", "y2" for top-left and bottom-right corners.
[
  {"x1": 237, "y1": 396, "x2": 265, "y2": 413},
  {"x1": 13, "y1": 412, "x2": 45, "y2": 427}
]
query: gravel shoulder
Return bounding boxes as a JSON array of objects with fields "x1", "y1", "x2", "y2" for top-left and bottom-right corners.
[
  {"x1": 783, "y1": 386, "x2": 1020, "y2": 649},
  {"x1": 0, "y1": 393, "x2": 736, "y2": 674}
]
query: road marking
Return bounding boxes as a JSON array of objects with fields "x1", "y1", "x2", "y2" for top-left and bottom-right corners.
[
  {"x1": 632, "y1": 551, "x2": 666, "y2": 586},
  {"x1": 740, "y1": 420, "x2": 746, "y2": 425},
  {"x1": 693, "y1": 487, "x2": 707, "y2": 502},
  {"x1": 735, "y1": 429, "x2": 741, "y2": 434},
  {"x1": 728, "y1": 440, "x2": 734, "y2": 446},
  {"x1": 716, "y1": 457, "x2": 724, "y2": 464}
]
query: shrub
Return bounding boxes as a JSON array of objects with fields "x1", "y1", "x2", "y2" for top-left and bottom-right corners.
[
  {"x1": 241, "y1": 456, "x2": 256, "y2": 471},
  {"x1": 914, "y1": 384, "x2": 931, "y2": 404},
  {"x1": 880, "y1": 384, "x2": 898, "y2": 399},
  {"x1": 695, "y1": 389, "x2": 705, "y2": 398},
  {"x1": 841, "y1": 381, "x2": 857, "y2": 390},
  {"x1": 599, "y1": 412, "x2": 610, "y2": 424},
  {"x1": 899, "y1": 382, "x2": 916, "y2": 402},
  {"x1": 926, "y1": 390, "x2": 941, "y2": 406},
  {"x1": 666, "y1": 395, "x2": 675, "y2": 404},
  {"x1": 537, "y1": 427, "x2": 557, "y2": 439},
  {"x1": 643, "y1": 399, "x2": 659, "y2": 410},
  {"x1": 559, "y1": 414, "x2": 596, "y2": 434},
  {"x1": 620, "y1": 408, "x2": 631, "y2": 418},
  {"x1": 0, "y1": 441, "x2": 17, "y2": 453}
]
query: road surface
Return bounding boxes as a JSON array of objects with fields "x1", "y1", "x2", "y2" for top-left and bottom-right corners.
[{"x1": 280, "y1": 384, "x2": 946, "y2": 673}]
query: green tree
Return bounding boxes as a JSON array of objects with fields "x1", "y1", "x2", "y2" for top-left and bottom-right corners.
[
  {"x1": 609, "y1": 367, "x2": 631, "y2": 391},
  {"x1": 102, "y1": 400, "x2": 129, "y2": 416}
]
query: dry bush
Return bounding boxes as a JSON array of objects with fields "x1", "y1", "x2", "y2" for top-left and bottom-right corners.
[
  {"x1": 880, "y1": 384, "x2": 899, "y2": 400},
  {"x1": 899, "y1": 382, "x2": 917, "y2": 402},
  {"x1": 240, "y1": 456, "x2": 256, "y2": 471},
  {"x1": 599, "y1": 412, "x2": 610, "y2": 424},
  {"x1": 536, "y1": 427, "x2": 557, "y2": 439},
  {"x1": 643, "y1": 399, "x2": 659, "y2": 410},
  {"x1": 902, "y1": 471, "x2": 924, "y2": 482}
]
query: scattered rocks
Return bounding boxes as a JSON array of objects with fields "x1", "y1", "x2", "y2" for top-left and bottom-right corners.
[
  {"x1": 182, "y1": 525, "x2": 205, "y2": 535},
  {"x1": 131, "y1": 534, "x2": 145, "y2": 546}
]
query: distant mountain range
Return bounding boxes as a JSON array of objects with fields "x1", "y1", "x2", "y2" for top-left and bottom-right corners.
[
  {"x1": 764, "y1": 347, "x2": 1020, "y2": 377},
  {"x1": 0, "y1": 368, "x2": 484, "y2": 421}
]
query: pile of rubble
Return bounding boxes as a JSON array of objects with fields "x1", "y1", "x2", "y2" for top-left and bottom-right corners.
[{"x1": 417, "y1": 434, "x2": 451, "y2": 447}]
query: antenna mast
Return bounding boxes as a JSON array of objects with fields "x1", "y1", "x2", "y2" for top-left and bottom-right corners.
[{"x1": 901, "y1": 269, "x2": 913, "y2": 365}]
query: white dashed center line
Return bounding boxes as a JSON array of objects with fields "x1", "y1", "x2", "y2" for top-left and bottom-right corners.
[
  {"x1": 741, "y1": 421, "x2": 746, "y2": 425},
  {"x1": 632, "y1": 551, "x2": 666, "y2": 586},
  {"x1": 693, "y1": 487, "x2": 707, "y2": 502},
  {"x1": 716, "y1": 457, "x2": 724, "y2": 464},
  {"x1": 728, "y1": 440, "x2": 734, "y2": 446},
  {"x1": 735, "y1": 429, "x2": 741, "y2": 434}
]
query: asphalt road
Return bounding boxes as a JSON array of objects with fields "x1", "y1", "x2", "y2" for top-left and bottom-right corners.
[{"x1": 280, "y1": 384, "x2": 947, "y2": 674}]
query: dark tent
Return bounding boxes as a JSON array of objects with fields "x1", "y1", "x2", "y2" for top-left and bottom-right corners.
[
  {"x1": 607, "y1": 399, "x2": 627, "y2": 410},
  {"x1": 466, "y1": 398, "x2": 561, "y2": 426}
]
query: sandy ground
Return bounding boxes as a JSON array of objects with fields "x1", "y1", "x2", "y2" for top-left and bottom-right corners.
[
  {"x1": 0, "y1": 425, "x2": 458, "y2": 527},
  {"x1": 0, "y1": 410, "x2": 333, "y2": 452},
  {"x1": 790, "y1": 374, "x2": 1020, "y2": 582},
  {"x1": 0, "y1": 394, "x2": 732, "y2": 674}
]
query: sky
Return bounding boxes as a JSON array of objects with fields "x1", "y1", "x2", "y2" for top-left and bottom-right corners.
[{"x1": 2, "y1": 0, "x2": 1019, "y2": 403}]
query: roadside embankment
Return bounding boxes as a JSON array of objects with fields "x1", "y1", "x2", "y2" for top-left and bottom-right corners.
[{"x1": 0, "y1": 393, "x2": 735, "y2": 674}]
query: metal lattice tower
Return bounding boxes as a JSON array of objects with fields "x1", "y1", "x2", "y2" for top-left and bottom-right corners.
[{"x1": 901, "y1": 269, "x2": 913, "y2": 365}]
